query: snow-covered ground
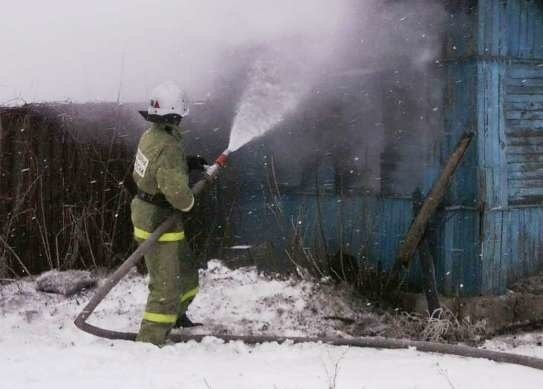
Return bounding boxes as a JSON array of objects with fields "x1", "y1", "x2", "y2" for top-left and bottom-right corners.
[{"x1": 1, "y1": 260, "x2": 543, "y2": 389}]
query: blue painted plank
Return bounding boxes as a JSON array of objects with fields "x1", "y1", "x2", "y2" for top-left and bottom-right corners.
[
  {"x1": 509, "y1": 179, "x2": 543, "y2": 188},
  {"x1": 437, "y1": 209, "x2": 481, "y2": 296},
  {"x1": 506, "y1": 111, "x2": 543, "y2": 120},
  {"x1": 507, "y1": 94, "x2": 543, "y2": 103}
]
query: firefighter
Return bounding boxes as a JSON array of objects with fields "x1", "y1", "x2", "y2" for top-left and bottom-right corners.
[{"x1": 131, "y1": 81, "x2": 204, "y2": 345}]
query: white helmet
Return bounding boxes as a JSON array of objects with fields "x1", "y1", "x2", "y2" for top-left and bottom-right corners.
[{"x1": 147, "y1": 81, "x2": 190, "y2": 119}]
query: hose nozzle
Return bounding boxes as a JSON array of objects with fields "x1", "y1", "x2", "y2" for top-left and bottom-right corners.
[
  {"x1": 204, "y1": 149, "x2": 230, "y2": 180},
  {"x1": 215, "y1": 151, "x2": 230, "y2": 167}
]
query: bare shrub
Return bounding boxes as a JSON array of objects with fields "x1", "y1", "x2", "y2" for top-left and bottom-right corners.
[{"x1": 0, "y1": 104, "x2": 137, "y2": 275}]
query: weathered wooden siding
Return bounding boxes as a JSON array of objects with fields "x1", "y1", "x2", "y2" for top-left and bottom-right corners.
[
  {"x1": 436, "y1": 208, "x2": 482, "y2": 296},
  {"x1": 476, "y1": 0, "x2": 543, "y2": 294},
  {"x1": 438, "y1": 1, "x2": 482, "y2": 295},
  {"x1": 481, "y1": 207, "x2": 543, "y2": 293},
  {"x1": 231, "y1": 193, "x2": 414, "y2": 273},
  {"x1": 433, "y1": 0, "x2": 543, "y2": 295},
  {"x1": 504, "y1": 64, "x2": 543, "y2": 204},
  {"x1": 228, "y1": 0, "x2": 543, "y2": 295}
]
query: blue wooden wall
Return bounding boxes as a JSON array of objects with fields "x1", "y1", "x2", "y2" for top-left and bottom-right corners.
[
  {"x1": 476, "y1": 0, "x2": 543, "y2": 294},
  {"x1": 441, "y1": 0, "x2": 543, "y2": 295},
  {"x1": 222, "y1": 0, "x2": 543, "y2": 296},
  {"x1": 231, "y1": 191, "x2": 414, "y2": 273}
]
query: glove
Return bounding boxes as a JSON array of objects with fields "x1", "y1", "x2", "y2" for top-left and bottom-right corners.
[{"x1": 186, "y1": 155, "x2": 208, "y2": 171}]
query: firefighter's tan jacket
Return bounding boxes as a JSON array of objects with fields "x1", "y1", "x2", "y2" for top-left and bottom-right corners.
[{"x1": 132, "y1": 122, "x2": 194, "y2": 212}]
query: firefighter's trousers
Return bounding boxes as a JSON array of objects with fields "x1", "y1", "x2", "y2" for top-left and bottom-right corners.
[{"x1": 131, "y1": 198, "x2": 199, "y2": 345}]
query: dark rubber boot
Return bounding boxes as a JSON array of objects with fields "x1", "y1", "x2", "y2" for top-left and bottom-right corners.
[{"x1": 174, "y1": 313, "x2": 203, "y2": 328}]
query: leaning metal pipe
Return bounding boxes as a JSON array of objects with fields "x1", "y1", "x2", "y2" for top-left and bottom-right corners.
[{"x1": 74, "y1": 149, "x2": 543, "y2": 372}]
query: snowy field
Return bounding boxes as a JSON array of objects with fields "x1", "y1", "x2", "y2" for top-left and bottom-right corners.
[{"x1": 1, "y1": 260, "x2": 543, "y2": 389}]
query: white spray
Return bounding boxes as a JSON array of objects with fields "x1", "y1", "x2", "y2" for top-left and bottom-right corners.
[{"x1": 227, "y1": 53, "x2": 307, "y2": 152}]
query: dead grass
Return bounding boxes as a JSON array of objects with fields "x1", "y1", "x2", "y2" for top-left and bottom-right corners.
[{"x1": 382, "y1": 307, "x2": 488, "y2": 344}]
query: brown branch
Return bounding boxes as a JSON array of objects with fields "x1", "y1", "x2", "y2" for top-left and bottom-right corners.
[{"x1": 0, "y1": 235, "x2": 31, "y2": 276}]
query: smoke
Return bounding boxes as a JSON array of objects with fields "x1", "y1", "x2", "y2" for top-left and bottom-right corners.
[
  {"x1": 247, "y1": 0, "x2": 449, "y2": 196},
  {"x1": 1, "y1": 0, "x2": 448, "y2": 196}
]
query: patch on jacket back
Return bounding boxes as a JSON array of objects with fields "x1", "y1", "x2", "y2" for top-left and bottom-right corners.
[{"x1": 134, "y1": 148, "x2": 149, "y2": 178}]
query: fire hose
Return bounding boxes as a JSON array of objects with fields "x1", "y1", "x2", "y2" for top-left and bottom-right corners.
[
  {"x1": 74, "y1": 149, "x2": 230, "y2": 334},
  {"x1": 74, "y1": 149, "x2": 543, "y2": 372}
]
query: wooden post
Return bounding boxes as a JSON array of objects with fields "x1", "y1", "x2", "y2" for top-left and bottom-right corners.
[
  {"x1": 397, "y1": 132, "x2": 473, "y2": 267},
  {"x1": 419, "y1": 239, "x2": 440, "y2": 315},
  {"x1": 411, "y1": 188, "x2": 440, "y2": 315},
  {"x1": 387, "y1": 132, "x2": 474, "y2": 289}
]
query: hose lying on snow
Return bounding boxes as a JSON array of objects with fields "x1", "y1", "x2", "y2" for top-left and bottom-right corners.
[
  {"x1": 74, "y1": 152, "x2": 543, "y2": 372},
  {"x1": 74, "y1": 248, "x2": 543, "y2": 374},
  {"x1": 76, "y1": 321, "x2": 543, "y2": 371}
]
